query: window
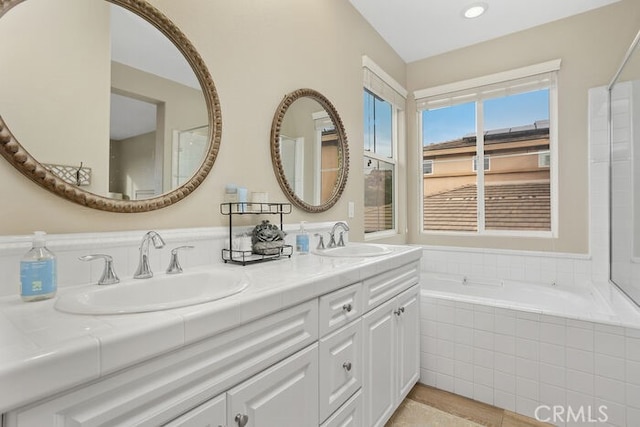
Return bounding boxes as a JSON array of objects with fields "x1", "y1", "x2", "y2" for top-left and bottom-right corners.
[
  {"x1": 416, "y1": 60, "x2": 559, "y2": 235},
  {"x1": 423, "y1": 160, "x2": 433, "y2": 175},
  {"x1": 472, "y1": 155, "x2": 490, "y2": 172},
  {"x1": 363, "y1": 56, "x2": 406, "y2": 236}
]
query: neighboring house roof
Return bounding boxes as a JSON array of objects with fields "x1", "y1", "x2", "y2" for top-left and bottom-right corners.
[
  {"x1": 364, "y1": 204, "x2": 392, "y2": 233},
  {"x1": 424, "y1": 120, "x2": 550, "y2": 152},
  {"x1": 423, "y1": 182, "x2": 550, "y2": 231}
]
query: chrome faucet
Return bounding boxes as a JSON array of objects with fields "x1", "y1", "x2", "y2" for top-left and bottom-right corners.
[
  {"x1": 134, "y1": 231, "x2": 165, "y2": 279},
  {"x1": 328, "y1": 222, "x2": 350, "y2": 248}
]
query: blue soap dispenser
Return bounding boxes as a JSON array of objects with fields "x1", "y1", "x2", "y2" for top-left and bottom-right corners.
[
  {"x1": 296, "y1": 221, "x2": 310, "y2": 255},
  {"x1": 20, "y1": 231, "x2": 57, "y2": 302}
]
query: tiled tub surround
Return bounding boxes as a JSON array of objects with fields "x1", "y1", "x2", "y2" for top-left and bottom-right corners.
[
  {"x1": 0, "y1": 222, "x2": 422, "y2": 414},
  {"x1": 420, "y1": 294, "x2": 640, "y2": 426},
  {"x1": 418, "y1": 229, "x2": 640, "y2": 426}
]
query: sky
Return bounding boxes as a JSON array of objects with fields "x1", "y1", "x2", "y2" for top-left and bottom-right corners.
[{"x1": 422, "y1": 89, "x2": 550, "y2": 146}]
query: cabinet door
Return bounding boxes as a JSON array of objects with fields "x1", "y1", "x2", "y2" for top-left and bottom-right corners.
[
  {"x1": 163, "y1": 393, "x2": 226, "y2": 427},
  {"x1": 362, "y1": 298, "x2": 395, "y2": 427},
  {"x1": 227, "y1": 344, "x2": 318, "y2": 427},
  {"x1": 319, "y1": 319, "x2": 362, "y2": 422},
  {"x1": 395, "y1": 285, "x2": 420, "y2": 402}
]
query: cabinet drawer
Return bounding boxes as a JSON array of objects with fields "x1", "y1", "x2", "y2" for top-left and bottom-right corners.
[
  {"x1": 319, "y1": 282, "x2": 362, "y2": 337},
  {"x1": 164, "y1": 393, "x2": 226, "y2": 427},
  {"x1": 320, "y1": 389, "x2": 362, "y2": 427},
  {"x1": 319, "y1": 319, "x2": 362, "y2": 423},
  {"x1": 362, "y1": 262, "x2": 419, "y2": 313}
]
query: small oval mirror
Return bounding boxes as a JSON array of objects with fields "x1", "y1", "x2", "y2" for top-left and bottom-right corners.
[{"x1": 270, "y1": 89, "x2": 349, "y2": 212}]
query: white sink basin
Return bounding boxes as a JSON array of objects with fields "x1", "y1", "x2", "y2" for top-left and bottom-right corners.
[
  {"x1": 55, "y1": 269, "x2": 249, "y2": 315},
  {"x1": 314, "y1": 243, "x2": 392, "y2": 258}
]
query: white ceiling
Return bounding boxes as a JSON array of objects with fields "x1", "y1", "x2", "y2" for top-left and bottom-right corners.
[{"x1": 348, "y1": 0, "x2": 622, "y2": 63}]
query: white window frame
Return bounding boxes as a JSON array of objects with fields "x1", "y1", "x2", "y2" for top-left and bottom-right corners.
[
  {"x1": 415, "y1": 60, "x2": 560, "y2": 238},
  {"x1": 363, "y1": 56, "x2": 407, "y2": 239},
  {"x1": 538, "y1": 150, "x2": 551, "y2": 168},
  {"x1": 423, "y1": 159, "x2": 433, "y2": 175},
  {"x1": 472, "y1": 155, "x2": 490, "y2": 172}
]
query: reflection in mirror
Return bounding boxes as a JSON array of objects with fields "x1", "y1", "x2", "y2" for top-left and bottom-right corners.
[
  {"x1": 0, "y1": 0, "x2": 221, "y2": 212},
  {"x1": 271, "y1": 89, "x2": 349, "y2": 212},
  {"x1": 609, "y1": 28, "x2": 640, "y2": 306}
]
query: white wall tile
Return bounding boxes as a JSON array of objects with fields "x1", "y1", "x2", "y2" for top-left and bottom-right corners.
[
  {"x1": 494, "y1": 389, "x2": 516, "y2": 412},
  {"x1": 495, "y1": 352, "x2": 516, "y2": 375},
  {"x1": 454, "y1": 307, "x2": 473, "y2": 327},
  {"x1": 517, "y1": 357, "x2": 539, "y2": 381},
  {"x1": 594, "y1": 354, "x2": 625, "y2": 382},
  {"x1": 626, "y1": 360, "x2": 640, "y2": 385},
  {"x1": 540, "y1": 363, "x2": 566, "y2": 388},
  {"x1": 627, "y1": 337, "x2": 640, "y2": 361},
  {"x1": 566, "y1": 369, "x2": 594, "y2": 395},
  {"x1": 473, "y1": 330, "x2": 494, "y2": 351},
  {"x1": 540, "y1": 342, "x2": 565, "y2": 367},
  {"x1": 541, "y1": 322, "x2": 566, "y2": 345},
  {"x1": 474, "y1": 383, "x2": 494, "y2": 405},
  {"x1": 454, "y1": 343, "x2": 473, "y2": 363},
  {"x1": 566, "y1": 326, "x2": 594, "y2": 351},
  {"x1": 627, "y1": 383, "x2": 640, "y2": 409},
  {"x1": 595, "y1": 331, "x2": 625, "y2": 358},
  {"x1": 436, "y1": 373, "x2": 454, "y2": 393},
  {"x1": 494, "y1": 370, "x2": 516, "y2": 393},
  {"x1": 566, "y1": 347, "x2": 594, "y2": 374},
  {"x1": 473, "y1": 347, "x2": 494, "y2": 369},
  {"x1": 454, "y1": 378, "x2": 474, "y2": 399},
  {"x1": 494, "y1": 334, "x2": 516, "y2": 355}
]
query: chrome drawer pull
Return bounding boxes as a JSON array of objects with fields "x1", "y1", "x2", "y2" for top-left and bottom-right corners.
[
  {"x1": 394, "y1": 307, "x2": 405, "y2": 316},
  {"x1": 343, "y1": 361, "x2": 352, "y2": 371},
  {"x1": 342, "y1": 303, "x2": 353, "y2": 312},
  {"x1": 235, "y1": 413, "x2": 248, "y2": 427}
]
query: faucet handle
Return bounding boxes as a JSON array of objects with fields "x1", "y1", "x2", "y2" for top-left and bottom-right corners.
[
  {"x1": 338, "y1": 231, "x2": 346, "y2": 247},
  {"x1": 314, "y1": 233, "x2": 325, "y2": 250},
  {"x1": 166, "y1": 245, "x2": 194, "y2": 274},
  {"x1": 79, "y1": 254, "x2": 120, "y2": 285}
]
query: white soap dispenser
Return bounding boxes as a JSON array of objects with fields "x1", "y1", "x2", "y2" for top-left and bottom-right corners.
[
  {"x1": 20, "y1": 231, "x2": 57, "y2": 302},
  {"x1": 296, "y1": 221, "x2": 310, "y2": 255}
]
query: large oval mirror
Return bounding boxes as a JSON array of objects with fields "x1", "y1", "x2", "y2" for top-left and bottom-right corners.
[
  {"x1": 0, "y1": 0, "x2": 221, "y2": 212},
  {"x1": 271, "y1": 89, "x2": 349, "y2": 212}
]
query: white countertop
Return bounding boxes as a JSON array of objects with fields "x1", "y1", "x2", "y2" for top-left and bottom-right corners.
[{"x1": 0, "y1": 244, "x2": 421, "y2": 413}]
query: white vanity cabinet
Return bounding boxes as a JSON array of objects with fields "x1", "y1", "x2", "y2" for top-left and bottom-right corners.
[
  {"x1": 2, "y1": 257, "x2": 421, "y2": 427},
  {"x1": 362, "y1": 285, "x2": 420, "y2": 427}
]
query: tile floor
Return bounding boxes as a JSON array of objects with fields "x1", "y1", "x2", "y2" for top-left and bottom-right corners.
[{"x1": 386, "y1": 384, "x2": 553, "y2": 427}]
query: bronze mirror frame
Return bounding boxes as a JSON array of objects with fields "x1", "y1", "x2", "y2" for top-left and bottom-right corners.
[
  {"x1": 270, "y1": 88, "x2": 349, "y2": 213},
  {"x1": 0, "y1": 0, "x2": 222, "y2": 213}
]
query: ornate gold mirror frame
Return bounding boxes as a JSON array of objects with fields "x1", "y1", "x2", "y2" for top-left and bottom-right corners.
[
  {"x1": 0, "y1": 0, "x2": 222, "y2": 212},
  {"x1": 270, "y1": 88, "x2": 349, "y2": 213}
]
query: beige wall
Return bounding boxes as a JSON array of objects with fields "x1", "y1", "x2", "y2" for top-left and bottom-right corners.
[
  {"x1": 407, "y1": 0, "x2": 640, "y2": 253},
  {"x1": 0, "y1": 0, "x2": 405, "y2": 238},
  {"x1": 0, "y1": 0, "x2": 111, "y2": 196}
]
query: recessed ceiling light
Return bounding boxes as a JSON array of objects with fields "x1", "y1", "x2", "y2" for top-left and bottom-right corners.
[{"x1": 463, "y1": 2, "x2": 488, "y2": 19}]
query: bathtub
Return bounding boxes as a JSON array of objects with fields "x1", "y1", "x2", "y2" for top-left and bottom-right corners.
[
  {"x1": 419, "y1": 272, "x2": 640, "y2": 424},
  {"x1": 420, "y1": 272, "x2": 640, "y2": 326}
]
